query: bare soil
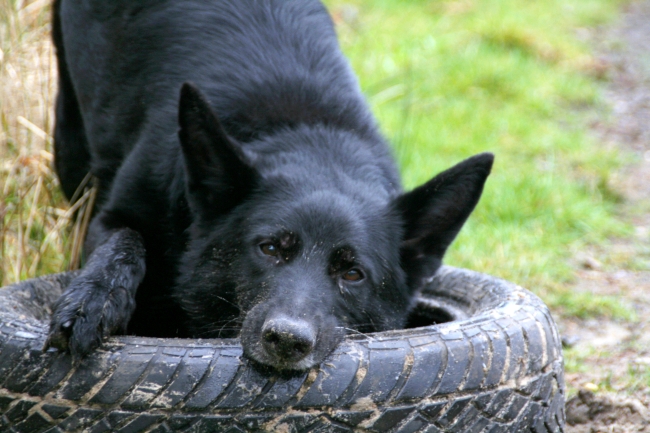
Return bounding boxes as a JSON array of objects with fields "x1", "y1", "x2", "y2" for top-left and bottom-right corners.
[{"x1": 562, "y1": 0, "x2": 650, "y2": 431}]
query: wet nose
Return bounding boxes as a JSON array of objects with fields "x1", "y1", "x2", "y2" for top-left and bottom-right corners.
[{"x1": 261, "y1": 316, "x2": 316, "y2": 363}]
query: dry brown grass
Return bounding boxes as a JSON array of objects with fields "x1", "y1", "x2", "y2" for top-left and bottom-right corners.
[{"x1": 0, "y1": 0, "x2": 90, "y2": 285}]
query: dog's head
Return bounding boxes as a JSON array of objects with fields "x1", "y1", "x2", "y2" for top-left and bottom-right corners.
[{"x1": 174, "y1": 83, "x2": 493, "y2": 371}]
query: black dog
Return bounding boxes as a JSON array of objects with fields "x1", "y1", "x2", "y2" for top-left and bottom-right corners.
[{"x1": 46, "y1": 0, "x2": 493, "y2": 371}]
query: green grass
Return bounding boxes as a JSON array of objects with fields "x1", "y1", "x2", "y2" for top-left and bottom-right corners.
[{"x1": 324, "y1": 0, "x2": 631, "y2": 317}]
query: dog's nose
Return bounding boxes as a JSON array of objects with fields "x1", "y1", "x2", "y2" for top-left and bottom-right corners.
[{"x1": 261, "y1": 316, "x2": 316, "y2": 363}]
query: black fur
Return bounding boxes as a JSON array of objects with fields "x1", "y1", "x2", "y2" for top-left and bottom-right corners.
[{"x1": 46, "y1": 0, "x2": 493, "y2": 370}]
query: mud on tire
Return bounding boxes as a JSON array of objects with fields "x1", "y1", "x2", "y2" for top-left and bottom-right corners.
[{"x1": 0, "y1": 266, "x2": 565, "y2": 432}]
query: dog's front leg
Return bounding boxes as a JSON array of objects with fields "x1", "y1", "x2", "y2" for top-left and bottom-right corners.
[{"x1": 44, "y1": 227, "x2": 146, "y2": 358}]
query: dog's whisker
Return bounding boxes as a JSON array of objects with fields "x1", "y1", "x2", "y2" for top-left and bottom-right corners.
[
  {"x1": 217, "y1": 317, "x2": 242, "y2": 337},
  {"x1": 194, "y1": 325, "x2": 240, "y2": 338},
  {"x1": 338, "y1": 327, "x2": 375, "y2": 340},
  {"x1": 209, "y1": 295, "x2": 239, "y2": 309},
  {"x1": 192, "y1": 317, "x2": 243, "y2": 338}
]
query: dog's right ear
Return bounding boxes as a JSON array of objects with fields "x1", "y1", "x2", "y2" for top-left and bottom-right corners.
[
  {"x1": 395, "y1": 153, "x2": 494, "y2": 290},
  {"x1": 178, "y1": 82, "x2": 258, "y2": 220}
]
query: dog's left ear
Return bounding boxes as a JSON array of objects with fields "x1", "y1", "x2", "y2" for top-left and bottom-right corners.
[
  {"x1": 395, "y1": 153, "x2": 494, "y2": 289},
  {"x1": 178, "y1": 82, "x2": 258, "y2": 220}
]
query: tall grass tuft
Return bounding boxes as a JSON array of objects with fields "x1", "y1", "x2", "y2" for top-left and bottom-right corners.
[{"x1": 0, "y1": 0, "x2": 88, "y2": 285}]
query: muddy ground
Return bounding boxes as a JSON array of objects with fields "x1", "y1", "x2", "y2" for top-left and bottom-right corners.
[{"x1": 561, "y1": 0, "x2": 650, "y2": 431}]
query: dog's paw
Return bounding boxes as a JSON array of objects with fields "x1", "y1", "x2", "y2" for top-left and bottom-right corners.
[{"x1": 44, "y1": 275, "x2": 136, "y2": 359}]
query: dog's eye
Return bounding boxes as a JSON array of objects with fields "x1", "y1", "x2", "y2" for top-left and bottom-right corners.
[
  {"x1": 342, "y1": 269, "x2": 363, "y2": 282},
  {"x1": 260, "y1": 242, "x2": 279, "y2": 257}
]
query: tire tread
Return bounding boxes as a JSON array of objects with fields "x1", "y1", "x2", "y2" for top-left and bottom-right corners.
[{"x1": 0, "y1": 267, "x2": 565, "y2": 432}]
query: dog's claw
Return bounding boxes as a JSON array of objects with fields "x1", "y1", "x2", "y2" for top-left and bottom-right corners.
[
  {"x1": 45, "y1": 304, "x2": 105, "y2": 359},
  {"x1": 43, "y1": 325, "x2": 70, "y2": 352},
  {"x1": 43, "y1": 313, "x2": 79, "y2": 354}
]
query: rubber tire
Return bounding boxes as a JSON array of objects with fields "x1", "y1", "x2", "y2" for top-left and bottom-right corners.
[{"x1": 0, "y1": 266, "x2": 565, "y2": 433}]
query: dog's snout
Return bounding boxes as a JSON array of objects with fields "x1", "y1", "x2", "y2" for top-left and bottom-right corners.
[{"x1": 261, "y1": 316, "x2": 316, "y2": 362}]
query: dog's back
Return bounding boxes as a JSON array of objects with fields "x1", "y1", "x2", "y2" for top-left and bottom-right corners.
[{"x1": 55, "y1": 0, "x2": 397, "y2": 193}]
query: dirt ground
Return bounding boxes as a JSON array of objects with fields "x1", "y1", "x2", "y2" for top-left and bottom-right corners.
[{"x1": 561, "y1": 0, "x2": 650, "y2": 431}]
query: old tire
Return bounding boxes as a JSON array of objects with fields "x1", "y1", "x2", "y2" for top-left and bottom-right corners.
[{"x1": 0, "y1": 266, "x2": 565, "y2": 432}]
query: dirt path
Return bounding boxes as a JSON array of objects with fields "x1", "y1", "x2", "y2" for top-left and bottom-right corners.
[{"x1": 561, "y1": 1, "x2": 650, "y2": 431}]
